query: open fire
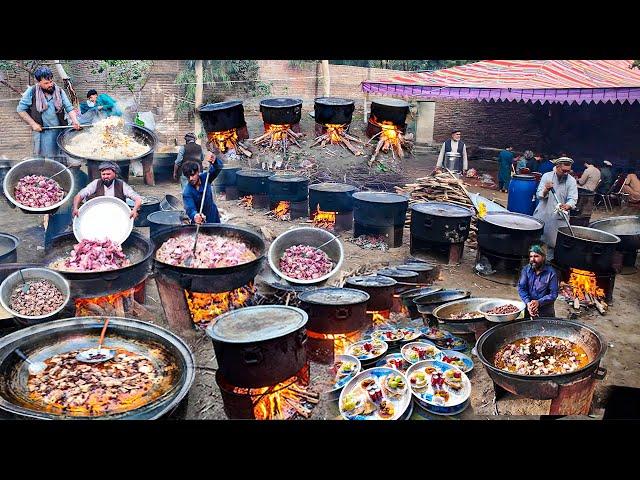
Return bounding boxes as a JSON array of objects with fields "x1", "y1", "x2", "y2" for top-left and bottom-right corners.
[
  {"x1": 185, "y1": 283, "x2": 255, "y2": 328},
  {"x1": 311, "y1": 123, "x2": 363, "y2": 155},
  {"x1": 368, "y1": 309, "x2": 391, "y2": 327},
  {"x1": 267, "y1": 201, "x2": 290, "y2": 221},
  {"x1": 367, "y1": 118, "x2": 413, "y2": 166},
  {"x1": 207, "y1": 130, "x2": 252, "y2": 157},
  {"x1": 311, "y1": 205, "x2": 336, "y2": 230},
  {"x1": 253, "y1": 123, "x2": 303, "y2": 153},
  {"x1": 238, "y1": 195, "x2": 253, "y2": 209},
  {"x1": 560, "y1": 268, "x2": 608, "y2": 314},
  {"x1": 75, "y1": 283, "x2": 151, "y2": 320}
]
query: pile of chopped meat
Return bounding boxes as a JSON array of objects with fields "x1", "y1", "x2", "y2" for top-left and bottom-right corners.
[
  {"x1": 449, "y1": 311, "x2": 482, "y2": 319},
  {"x1": 14, "y1": 175, "x2": 64, "y2": 208},
  {"x1": 486, "y1": 304, "x2": 520, "y2": 314},
  {"x1": 27, "y1": 349, "x2": 160, "y2": 415},
  {"x1": 155, "y1": 233, "x2": 256, "y2": 268},
  {"x1": 50, "y1": 239, "x2": 130, "y2": 272},
  {"x1": 9, "y1": 279, "x2": 65, "y2": 316},
  {"x1": 279, "y1": 244, "x2": 333, "y2": 280},
  {"x1": 494, "y1": 336, "x2": 589, "y2": 375}
]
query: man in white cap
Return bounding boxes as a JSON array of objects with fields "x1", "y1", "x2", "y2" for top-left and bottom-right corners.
[
  {"x1": 72, "y1": 161, "x2": 142, "y2": 219},
  {"x1": 577, "y1": 160, "x2": 601, "y2": 192},
  {"x1": 597, "y1": 160, "x2": 614, "y2": 194},
  {"x1": 532, "y1": 157, "x2": 578, "y2": 260},
  {"x1": 436, "y1": 129, "x2": 468, "y2": 174}
]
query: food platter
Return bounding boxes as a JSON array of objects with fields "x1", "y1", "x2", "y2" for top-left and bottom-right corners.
[
  {"x1": 436, "y1": 349, "x2": 474, "y2": 373},
  {"x1": 376, "y1": 353, "x2": 411, "y2": 373},
  {"x1": 346, "y1": 338, "x2": 388, "y2": 363},
  {"x1": 327, "y1": 354, "x2": 361, "y2": 400},
  {"x1": 339, "y1": 366, "x2": 412, "y2": 420},
  {"x1": 371, "y1": 327, "x2": 422, "y2": 346},
  {"x1": 420, "y1": 326, "x2": 453, "y2": 342},
  {"x1": 73, "y1": 196, "x2": 133, "y2": 244},
  {"x1": 406, "y1": 360, "x2": 471, "y2": 415},
  {"x1": 401, "y1": 341, "x2": 440, "y2": 364},
  {"x1": 434, "y1": 335, "x2": 469, "y2": 352}
]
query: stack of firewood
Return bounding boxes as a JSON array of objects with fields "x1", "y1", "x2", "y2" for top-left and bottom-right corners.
[{"x1": 559, "y1": 283, "x2": 607, "y2": 315}]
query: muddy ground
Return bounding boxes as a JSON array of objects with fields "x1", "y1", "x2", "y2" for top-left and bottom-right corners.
[{"x1": 1, "y1": 112, "x2": 638, "y2": 420}]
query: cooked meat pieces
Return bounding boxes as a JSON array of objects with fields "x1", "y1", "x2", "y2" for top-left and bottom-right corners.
[
  {"x1": 14, "y1": 175, "x2": 64, "y2": 208},
  {"x1": 449, "y1": 311, "x2": 482, "y2": 319},
  {"x1": 155, "y1": 234, "x2": 256, "y2": 269},
  {"x1": 279, "y1": 245, "x2": 333, "y2": 280},
  {"x1": 486, "y1": 304, "x2": 520, "y2": 314},
  {"x1": 9, "y1": 279, "x2": 65, "y2": 316},
  {"x1": 494, "y1": 336, "x2": 589, "y2": 375}
]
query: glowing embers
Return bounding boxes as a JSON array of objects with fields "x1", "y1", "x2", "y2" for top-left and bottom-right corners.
[
  {"x1": 238, "y1": 195, "x2": 253, "y2": 209},
  {"x1": 268, "y1": 201, "x2": 291, "y2": 221},
  {"x1": 311, "y1": 123, "x2": 364, "y2": 155},
  {"x1": 216, "y1": 364, "x2": 319, "y2": 419},
  {"x1": 253, "y1": 123, "x2": 303, "y2": 153},
  {"x1": 185, "y1": 283, "x2": 255, "y2": 328},
  {"x1": 311, "y1": 205, "x2": 336, "y2": 230},
  {"x1": 75, "y1": 283, "x2": 148, "y2": 319},
  {"x1": 560, "y1": 268, "x2": 608, "y2": 314},
  {"x1": 367, "y1": 118, "x2": 413, "y2": 166},
  {"x1": 206, "y1": 129, "x2": 252, "y2": 157},
  {"x1": 306, "y1": 330, "x2": 361, "y2": 364}
]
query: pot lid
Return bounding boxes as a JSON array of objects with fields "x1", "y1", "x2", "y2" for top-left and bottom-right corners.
[
  {"x1": 411, "y1": 202, "x2": 473, "y2": 217},
  {"x1": 73, "y1": 196, "x2": 133, "y2": 244},
  {"x1": 236, "y1": 170, "x2": 275, "y2": 178},
  {"x1": 376, "y1": 268, "x2": 418, "y2": 278},
  {"x1": 199, "y1": 100, "x2": 243, "y2": 112},
  {"x1": 481, "y1": 212, "x2": 543, "y2": 230},
  {"x1": 260, "y1": 98, "x2": 303, "y2": 108},
  {"x1": 299, "y1": 287, "x2": 369, "y2": 305},
  {"x1": 345, "y1": 275, "x2": 397, "y2": 288},
  {"x1": 269, "y1": 175, "x2": 308, "y2": 183},
  {"x1": 372, "y1": 98, "x2": 410, "y2": 108},
  {"x1": 513, "y1": 174, "x2": 536, "y2": 181},
  {"x1": 396, "y1": 263, "x2": 434, "y2": 272},
  {"x1": 206, "y1": 306, "x2": 307, "y2": 343},
  {"x1": 414, "y1": 289, "x2": 469, "y2": 305},
  {"x1": 314, "y1": 97, "x2": 354, "y2": 106},
  {"x1": 309, "y1": 182, "x2": 357, "y2": 193},
  {"x1": 353, "y1": 192, "x2": 409, "y2": 204}
]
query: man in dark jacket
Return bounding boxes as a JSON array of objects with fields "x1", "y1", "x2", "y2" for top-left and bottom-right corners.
[
  {"x1": 182, "y1": 153, "x2": 224, "y2": 224},
  {"x1": 517, "y1": 243, "x2": 559, "y2": 318},
  {"x1": 436, "y1": 129, "x2": 468, "y2": 174},
  {"x1": 174, "y1": 133, "x2": 204, "y2": 190}
]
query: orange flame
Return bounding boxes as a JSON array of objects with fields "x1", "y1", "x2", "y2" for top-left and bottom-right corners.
[
  {"x1": 239, "y1": 195, "x2": 253, "y2": 208},
  {"x1": 207, "y1": 129, "x2": 238, "y2": 153},
  {"x1": 311, "y1": 204, "x2": 336, "y2": 230},
  {"x1": 272, "y1": 201, "x2": 290, "y2": 219},
  {"x1": 367, "y1": 310, "x2": 391, "y2": 327},
  {"x1": 185, "y1": 284, "x2": 255, "y2": 326},
  {"x1": 75, "y1": 284, "x2": 143, "y2": 317},
  {"x1": 264, "y1": 123, "x2": 292, "y2": 142},
  {"x1": 568, "y1": 268, "x2": 605, "y2": 301},
  {"x1": 308, "y1": 331, "x2": 361, "y2": 355}
]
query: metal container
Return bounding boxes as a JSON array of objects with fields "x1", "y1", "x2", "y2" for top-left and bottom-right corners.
[
  {"x1": 0, "y1": 267, "x2": 70, "y2": 323},
  {"x1": 198, "y1": 100, "x2": 246, "y2": 132},
  {"x1": 555, "y1": 226, "x2": 621, "y2": 272},
  {"x1": 508, "y1": 174, "x2": 539, "y2": 216},
  {"x1": 73, "y1": 196, "x2": 133, "y2": 245},
  {"x1": 236, "y1": 170, "x2": 275, "y2": 196},
  {"x1": 475, "y1": 318, "x2": 607, "y2": 400},
  {"x1": 147, "y1": 210, "x2": 189, "y2": 243},
  {"x1": 570, "y1": 187, "x2": 596, "y2": 226},
  {"x1": 431, "y1": 297, "x2": 492, "y2": 335},
  {"x1": 260, "y1": 98, "x2": 303, "y2": 125},
  {"x1": 160, "y1": 194, "x2": 181, "y2": 211},
  {"x1": 0, "y1": 316, "x2": 195, "y2": 419},
  {"x1": 268, "y1": 175, "x2": 309, "y2": 202},
  {"x1": 444, "y1": 152, "x2": 462, "y2": 172},
  {"x1": 152, "y1": 152, "x2": 177, "y2": 182},
  {"x1": 128, "y1": 196, "x2": 160, "y2": 228},
  {"x1": 314, "y1": 97, "x2": 355, "y2": 125},
  {"x1": 410, "y1": 202, "x2": 473, "y2": 244},
  {"x1": 353, "y1": 192, "x2": 409, "y2": 227},
  {"x1": 268, "y1": 227, "x2": 344, "y2": 285},
  {"x1": 477, "y1": 299, "x2": 526, "y2": 323},
  {"x1": 589, "y1": 216, "x2": 640, "y2": 267},
  {"x1": 213, "y1": 166, "x2": 242, "y2": 192},
  {"x1": 477, "y1": 212, "x2": 544, "y2": 257},
  {"x1": 308, "y1": 183, "x2": 357, "y2": 213},
  {"x1": 370, "y1": 98, "x2": 410, "y2": 125},
  {"x1": 152, "y1": 224, "x2": 265, "y2": 293},
  {"x1": 345, "y1": 275, "x2": 397, "y2": 311},
  {"x1": 376, "y1": 268, "x2": 419, "y2": 284},
  {"x1": 0, "y1": 234, "x2": 19, "y2": 264},
  {"x1": 414, "y1": 290, "x2": 471, "y2": 317},
  {"x1": 399, "y1": 286, "x2": 442, "y2": 317},
  {"x1": 298, "y1": 287, "x2": 370, "y2": 334},
  {"x1": 206, "y1": 306, "x2": 308, "y2": 388},
  {"x1": 3, "y1": 158, "x2": 75, "y2": 215},
  {"x1": 396, "y1": 263, "x2": 436, "y2": 284}
]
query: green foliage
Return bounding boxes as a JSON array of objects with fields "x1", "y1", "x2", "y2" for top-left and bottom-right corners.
[
  {"x1": 329, "y1": 60, "x2": 474, "y2": 71},
  {"x1": 632, "y1": 60, "x2": 640, "y2": 69},
  {"x1": 90, "y1": 60, "x2": 153, "y2": 93}
]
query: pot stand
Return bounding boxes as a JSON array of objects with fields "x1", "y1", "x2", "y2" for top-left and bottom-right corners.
[
  {"x1": 410, "y1": 236, "x2": 465, "y2": 265},
  {"x1": 154, "y1": 274, "x2": 193, "y2": 333}
]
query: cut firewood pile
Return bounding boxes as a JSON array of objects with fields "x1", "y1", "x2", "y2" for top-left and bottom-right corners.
[
  {"x1": 253, "y1": 125, "x2": 304, "y2": 154},
  {"x1": 310, "y1": 124, "x2": 364, "y2": 156},
  {"x1": 559, "y1": 282, "x2": 608, "y2": 315}
]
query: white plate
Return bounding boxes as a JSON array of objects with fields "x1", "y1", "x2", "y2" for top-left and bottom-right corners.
[
  {"x1": 406, "y1": 360, "x2": 471, "y2": 414},
  {"x1": 401, "y1": 341, "x2": 440, "y2": 364},
  {"x1": 347, "y1": 339, "x2": 388, "y2": 362},
  {"x1": 73, "y1": 197, "x2": 133, "y2": 244}
]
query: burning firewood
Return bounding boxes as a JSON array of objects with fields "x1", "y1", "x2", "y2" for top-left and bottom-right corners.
[
  {"x1": 253, "y1": 125, "x2": 304, "y2": 155},
  {"x1": 310, "y1": 124, "x2": 364, "y2": 156},
  {"x1": 367, "y1": 124, "x2": 414, "y2": 167}
]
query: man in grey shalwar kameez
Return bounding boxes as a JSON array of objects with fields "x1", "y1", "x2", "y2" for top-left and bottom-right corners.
[{"x1": 532, "y1": 157, "x2": 578, "y2": 260}]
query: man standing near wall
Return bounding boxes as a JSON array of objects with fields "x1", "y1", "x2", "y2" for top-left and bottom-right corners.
[{"x1": 436, "y1": 129, "x2": 468, "y2": 175}]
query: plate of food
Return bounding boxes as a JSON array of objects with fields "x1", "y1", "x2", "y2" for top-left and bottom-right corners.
[
  {"x1": 372, "y1": 328, "x2": 404, "y2": 345},
  {"x1": 339, "y1": 367, "x2": 411, "y2": 420},
  {"x1": 434, "y1": 335, "x2": 468, "y2": 352},
  {"x1": 347, "y1": 338, "x2": 388, "y2": 363},
  {"x1": 406, "y1": 360, "x2": 471, "y2": 415},
  {"x1": 328, "y1": 354, "x2": 361, "y2": 400},
  {"x1": 420, "y1": 326, "x2": 453, "y2": 342},
  {"x1": 376, "y1": 353, "x2": 411, "y2": 373},
  {"x1": 436, "y1": 349, "x2": 474, "y2": 373},
  {"x1": 401, "y1": 341, "x2": 441, "y2": 364}
]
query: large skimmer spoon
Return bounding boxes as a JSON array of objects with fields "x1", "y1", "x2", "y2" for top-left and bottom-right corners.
[
  {"x1": 14, "y1": 348, "x2": 47, "y2": 375},
  {"x1": 76, "y1": 318, "x2": 115, "y2": 364}
]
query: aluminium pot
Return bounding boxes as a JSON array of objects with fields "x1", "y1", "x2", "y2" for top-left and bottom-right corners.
[
  {"x1": 395, "y1": 263, "x2": 436, "y2": 284},
  {"x1": 431, "y1": 297, "x2": 493, "y2": 336},
  {"x1": 314, "y1": 97, "x2": 355, "y2": 125},
  {"x1": 260, "y1": 98, "x2": 303, "y2": 125},
  {"x1": 298, "y1": 287, "x2": 370, "y2": 334},
  {"x1": 0, "y1": 234, "x2": 19, "y2": 264},
  {"x1": 369, "y1": 98, "x2": 410, "y2": 126},
  {"x1": 206, "y1": 306, "x2": 308, "y2": 388},
  {"x1": 554, "y1": 226, "x2": 620, "y2": 272},
  {"x1": 589, "y1": 216, "x2": 640, "y2": 267},
  {"x1": 344, "y1": 275, "x2": 397, "y2": 311},
  {"x1": 268, "y1": 175, "x2": 309, "y2": 202},
  {"x1": 477, "y1": 211, "x2": 544, "y2": 257},
  {"x1": 198, "y1": 100, "x2": 246, "y2": 133}
]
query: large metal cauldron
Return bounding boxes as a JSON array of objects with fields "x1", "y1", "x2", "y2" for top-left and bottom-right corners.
[
  {"x1": 477, "y1": 212, "x2": 544, "y2": 257},
  {"x1": 370, "y1": 98, "x2": 410, "y2": 125},
  {"x1": 410, "y1": 202, "x2": 473, "y2": 245},
  {"x1": 431, "y1": 297, "x2": 492, "y2": 335},
  {"x1": 308, "y1": 182, "x2": 357, "y2": 213},
  {"x1": 268, "y1": 175, "x2": 309, "y2": 202},
  {"x1": 589, "y1": 216, "x2": 640, "y2": 267},
  {"x1": 353, "y1": 192, "x2": 409, "y2": 228},
  {"x1": 0, "y1": 234, "x2": 19, "y2": 264},
  {"x1": 260, "y1": 98, "x2": 303, "y2": 125},
  {"x1": 555, "y1": 226, "x2": 620, "y2": 272},
  {"x1": 314, "y1": 97, "x2": 355, "y2": 125},
  {"x1": 475, "y1": 318, "x2": 607, "y2": 400},
  {"x1": 236, "y1": 170, "x2": 275, "y2": 195},
  {"x1": 58, "y1": 124, "x2": 156, "y2": 182},
  {"x1": 128, "y1": 196, "x2": 160, "y2": 228},
  {"x1": 206, "y1": 306, "x2": 307, "y2": 388},
  {"x1": 299, "y1": 288, "x2": 370, "y2": 334},
  {"x1": 0, "y1": 316, "x2": 195, "y2": 419},
  {"x1": 147, "y1": 210, "x2": 189, "y2": 243},
  {"x1": 345, "y1": 275, "x2": 397, "y2": 311},
  {"x1": 570, "y1": 187, "x2": 596, "y2": 227},
  {"x1": 44, "y1": 232, "x2": 154, "y2": 299},
  {"x1": 198, "y1": 100, "x2": 246, "y2": 132},
  {"x1": 152, "y1": 224, "x2": 265, "y2": 293}
]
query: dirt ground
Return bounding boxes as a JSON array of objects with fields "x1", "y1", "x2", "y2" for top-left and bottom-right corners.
[{"x1": 1, "y1": 112, "x2": 638, "y2": 420}]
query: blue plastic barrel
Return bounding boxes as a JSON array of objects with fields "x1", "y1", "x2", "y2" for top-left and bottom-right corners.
[{"x1": 508, "y1": 174, "x2": 538, "y2": 215}]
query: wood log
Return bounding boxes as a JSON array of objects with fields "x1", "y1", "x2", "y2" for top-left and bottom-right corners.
[
  {"x1": 573, "y1": 297, "x2": 581, "y2": 310},
  {"x1": 236, "y1": 143, "x2": 253, "y2": 158},
  {"x1": 594, "y1": 298, "x2": 606, "y2": 315}
]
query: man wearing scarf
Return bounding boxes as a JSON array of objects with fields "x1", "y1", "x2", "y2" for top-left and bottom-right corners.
[
  {"x1": 16, "y1": 66, "x2": 80, "y2": 157},
  {"x1": 72, "y1": 162, "x2": 142, "y2": 219},
  {"x1": 517, "y1": 243, "x2": 559, "y2": 318}
]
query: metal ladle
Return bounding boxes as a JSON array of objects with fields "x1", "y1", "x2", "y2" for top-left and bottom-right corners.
[
  {"x1": 184, "y1": 167, "x2": 212, "y2": 268},
  {"x1": 76, "y1": 318, "x2": 115, "y2": 363},
  {"x1": 14, "y1": 348, "x2": 46, "y2": 375},
  {"x1": 549, "y1": 187, "x2": 576, "y2": 236}
]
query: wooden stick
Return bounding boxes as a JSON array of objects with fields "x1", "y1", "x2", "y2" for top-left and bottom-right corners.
[{"x1": 594, "y1": 298, "x2": 606, "y2": 315}]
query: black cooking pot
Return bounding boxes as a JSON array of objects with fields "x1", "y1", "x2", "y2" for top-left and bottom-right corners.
[
  {"x1": 370, "y1": 98, "x2": 410, "y2": 125},
  {"x1": 260, "y1": 98, "x2": 303, "y2": 125},
  {"x1": 376, "y1": 268, "x2": 419, "y2": 284},
  {"x1": 298, "y1": 288, "x2": 370, "y2": 334},
  {"x1": 476, "y1": 318, "x2": 607, "y2": 401},
  {"x1": 589, "y1": 216, "x2": 640, "y2": 267},
  {"x1": 477, "y1": 212, "x2": 544, "y2": 257},
  {"x1": 345, "y1": 275, "x2": 397, "y2": 311},
  {"x1": 353, "y1": 192, "x2": 409, "y2": 227},
  {"x1": 414, "y1": 289, "x2": 471, "y2": 317},
  {"x1": 213, "y1": 166, "x2": 242, "y2": 189},
  {"x1": 395, "y1": 263, "x2": 436, "y2": 284},
  {"x1": 198, "y1": 100, "x2": 246, "y2": 132},
  {"x1": 411, "y1": 202, "x2": 473, "y2": 245},
  {"x1": 555, "y1": 226, "x2": 620, "y2": 272},
  {"x1": 0, "y1": 234, "x2": 19, "y2": 265},
  {"x1": 129, "y1": 196, "x2": 160, "y2": 228},
  {"x1": 308, "y1": 183, "x2": 357, "y2": 213},
  {"x1": 314, "y1": 97, "x2": 355, "y2": 125},
  {"x1": 236, "y1": 170, "x2": 275, "y2": 196},
  {"x1": 207, "y1": 306, "x2": 308, "y2": 388},
  {"x1": 268, "y1": 175, "x2": 309, "y2": 202},
  {"x1": 147, "y1": 210, "x2": 189, "y2": 243}
]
